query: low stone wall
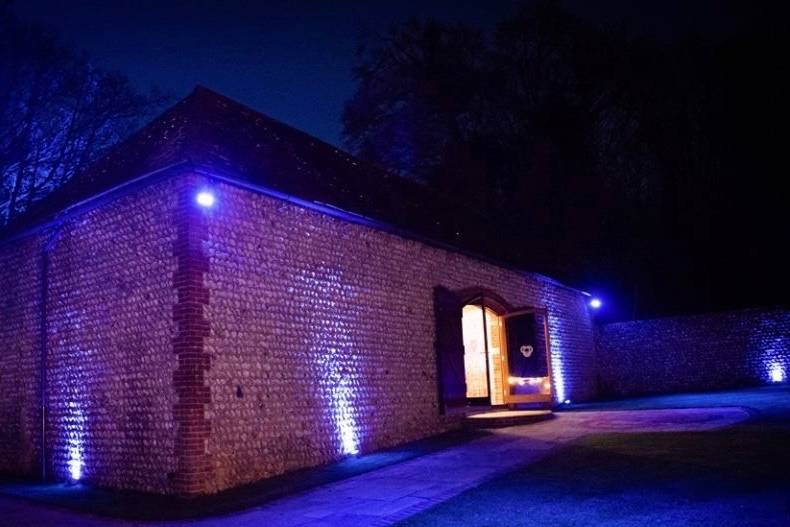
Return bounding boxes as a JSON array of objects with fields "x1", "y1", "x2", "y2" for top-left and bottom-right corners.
[{"x1": 595, "y1": 308, "x2": 789, "y2": 397}]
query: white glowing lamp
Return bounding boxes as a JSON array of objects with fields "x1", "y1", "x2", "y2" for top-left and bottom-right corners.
[
  {"x1": 196, "y1": 191, "x2": 215, "y2": 208},
  {"x1": 769, "y1": 363, "x2": 785, "y2": 383},
  {"x1": 68, "y1": 448, "x2": 82, "y2": 481}
]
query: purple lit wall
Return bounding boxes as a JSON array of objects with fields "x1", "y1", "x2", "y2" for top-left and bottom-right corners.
[
  {"x1": 0, "y1": 236, "x2": 42, "y2": 475},
  {"x1": 0, "y1": 171, "x2": 596, "y2": 495},
  {"x1": 201, "y1": 179, "x2": 596, "y2": 492},
  {"x1": 522, "y1": 280, "x2": 597, "y2": 404},
  {"x1": 596, "y1": 308, "x2": 790, "y2": 397},
  {"x1": 0, "y1": 178, "x2": 180, "y2": 493},
  {"x1": 296, "y1": 266, "x2": 364, "y2": 455},
  {"x1": 44, "y1": 180, "x2": 179, "y2": 491}
]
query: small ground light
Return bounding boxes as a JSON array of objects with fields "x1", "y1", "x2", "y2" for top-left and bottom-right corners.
[
  {"x1": 68, "y1": 448, "x2": 82, "y2": 482},
  {"x1": 564, "y1": 399, "x2": 571, "y2": 405},
  {"x1": 589, "y1": 298, "x2": 602, "y2": 309},
  {"x1": 196, "y1": 191, "x2": 215, "y2": 208}
]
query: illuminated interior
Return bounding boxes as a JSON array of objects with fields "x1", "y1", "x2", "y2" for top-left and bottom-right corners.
[
  {"x1": 506, "y1": 311, "x2": 552, "y2": 399},
  {"x1": 462, "y1": 304, "x2": 505, "y2": 405}
]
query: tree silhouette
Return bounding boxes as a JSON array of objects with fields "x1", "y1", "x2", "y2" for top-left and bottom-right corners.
[
  {"x1": 343, "y1": 0, "x2": 789, "y2": 320},
  {"x1": 0, "y1": 2, "x2": 168, "y2": 226}
]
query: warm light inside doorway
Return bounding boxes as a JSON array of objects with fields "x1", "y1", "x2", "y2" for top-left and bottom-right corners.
[{"x1": 462, "y1": 305, "x2": 505, "y2": 405}]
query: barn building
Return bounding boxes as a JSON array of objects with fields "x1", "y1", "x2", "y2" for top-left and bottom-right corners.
[{"x1": 0, "y1": 87, "x2": 596, "y2": 495}]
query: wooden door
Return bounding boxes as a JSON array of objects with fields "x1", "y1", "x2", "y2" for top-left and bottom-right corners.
[{"x1": 501, "y1": 308, "x2": 553, "y2": 404}]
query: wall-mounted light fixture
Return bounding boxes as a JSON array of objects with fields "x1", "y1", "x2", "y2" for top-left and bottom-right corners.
[
  {"x1": 589, "y1": 298, "x2": 602, "y2": 309},
  {"x1": 196, "y1": 190, "x2": 215, "y2": 208}
]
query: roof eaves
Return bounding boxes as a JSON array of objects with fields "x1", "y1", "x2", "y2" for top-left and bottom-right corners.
[
  {"x1": 0, "y1": 161, "x2": 191, "y2": 248},
  {"x1": 190, "y1": 164, "x2": 590, "y2": 297}
]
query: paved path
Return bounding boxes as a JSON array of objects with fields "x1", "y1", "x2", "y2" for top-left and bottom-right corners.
[{"x1": 0, "y1": 407, "x2": 749, "y2": 527}]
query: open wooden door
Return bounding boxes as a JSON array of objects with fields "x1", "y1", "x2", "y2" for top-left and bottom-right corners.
[
  {"x1": 502, "y1": 308, "x2": 553, "y2": 404},
  {"x1": 433, "y1": 286, "x2": 466, "y2": 413}
]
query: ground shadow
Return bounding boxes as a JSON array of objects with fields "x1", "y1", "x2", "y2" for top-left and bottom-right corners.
[{"x1": 0, "y1": 428, "x2": 489, "y2": 521}]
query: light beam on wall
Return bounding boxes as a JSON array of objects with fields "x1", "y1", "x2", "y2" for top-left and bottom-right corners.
[
  {"x1": 297, "y1": 266, "x2": 362, "y2": 456},
  {"x1": 550, "y1": 351, "x2": 567, "y2": 404},
  {"x1": 332, "y1": 371, "x2": 361, "y2": 455},
  {"x1": 545, "y1": 310, "x2": 567, "y2": 404},
  {"x1": 65, "y1": 401, "x2": 85, "y2": 482},
  {"x1": 761, "y1": 337, "x2": 787, "y2": 385},
  {"x1": 769, "y1": 362, "x2": 785, "y2": 383},
  {"x1": 540, "y1": 288, "x2": 570, "y2": 405},
  {"x1": 68, "y1": 447, "x2": 82, "y2": 481}
]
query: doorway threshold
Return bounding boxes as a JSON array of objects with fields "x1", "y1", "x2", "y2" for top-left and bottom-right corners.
[{"x1": 463, "y1": 409, "x2": 554, "y2": 429}]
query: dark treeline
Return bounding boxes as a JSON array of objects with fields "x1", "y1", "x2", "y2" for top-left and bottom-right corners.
[
  {"x1": 343, "y1": 0, "x2": 789, "y2": 321},
  {"x1": 1, "y1": 0, "x2": 786, "y2": 322},
  {"x1": 0, "y1": 1, "x2": 166, "y2": 228}
]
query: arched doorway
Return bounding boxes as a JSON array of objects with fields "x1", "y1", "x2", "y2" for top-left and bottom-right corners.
[
  {"x1": 459, "y1": 291, "x2": 554, "y2": 407},
  {"x1": 433, "y1": 286, "x2": 554, "y2": 412},
  {"x1": 461, "y1": 304, "x2": 505, "y2": 405}
]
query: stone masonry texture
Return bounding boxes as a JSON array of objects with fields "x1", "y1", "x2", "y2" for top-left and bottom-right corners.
[
  {"x1": 0, "y1": 235, "x2": 42, "y2": 476},
  {"x1": 1, "y1": 178, "x2": 179, "y2": 493},
  {"x1": 200, "y1": 178, "x2": 596, "y2": 493},
  {"x1": 1, "y1": 170, "x2": 596, "y2": 495},
  {"x1": 5, "y1": 168, "x2": 785, "y2": 496},
  {"x1": 595, "y1": 308, "x2": 790, "y2": 397}
]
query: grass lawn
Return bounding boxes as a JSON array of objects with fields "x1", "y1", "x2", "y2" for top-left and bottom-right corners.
[{"x1": 397, "y1": 387, "x2": 790, "y2": 527}]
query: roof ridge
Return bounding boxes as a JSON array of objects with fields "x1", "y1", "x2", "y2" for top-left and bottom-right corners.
[
  {"x1": 0, "y1": 86, "x2": 564, "y2": 291},
  {"x1": 184, "y1": 85, "x2": 404, "y2": 183}
]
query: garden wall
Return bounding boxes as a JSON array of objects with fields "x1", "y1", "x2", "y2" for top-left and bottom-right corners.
[{"x1": 596, "y1": 308, "x2": 789, "y2": 397}]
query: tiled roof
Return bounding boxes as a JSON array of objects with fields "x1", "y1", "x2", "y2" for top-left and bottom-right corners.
[
  {"x1": 10, "y1": 88, "x2": 482, "y2": 238},
  {"x1": 4, "y1": 86, "x2": 546, "y2": 283}
]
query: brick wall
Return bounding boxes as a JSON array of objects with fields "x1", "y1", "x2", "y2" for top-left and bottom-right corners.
[
  {"x1": 201, "y1": 179, "x2": 595, "y2": 493},
  {"x1": 0, "y1": 179, "x2": 180, "y2": 493},
  {"x1": 171, "y1": 176, "x2": 213, "y2": 495},
  {"x1": 596, "y1": 308, "x2": 790, "y2": 397}
]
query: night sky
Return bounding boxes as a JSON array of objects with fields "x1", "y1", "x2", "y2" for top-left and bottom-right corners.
[
  {"x1": 15, "y1": 0, "x2": 755, "y2": 147},
  {"x1": 10, "y1": 0, "x2": 786, "y2": 321}
]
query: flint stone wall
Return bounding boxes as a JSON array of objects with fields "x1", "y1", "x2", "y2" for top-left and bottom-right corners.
[
  {"x1": 202, "y1": 179, "x2": 596, "y2": 493},
  {"x1": 0, "y1": 235, "x2": 43, "y2": 475},
  {"x1": 0, "y1": 179, "x2": 179, "y2": 493},
  {"x1": 1, "y1": 171, "x2": 596, "y2": 495},
  {"x1": 595, "y1": 308, "x2": 790, "y2": 397}
]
